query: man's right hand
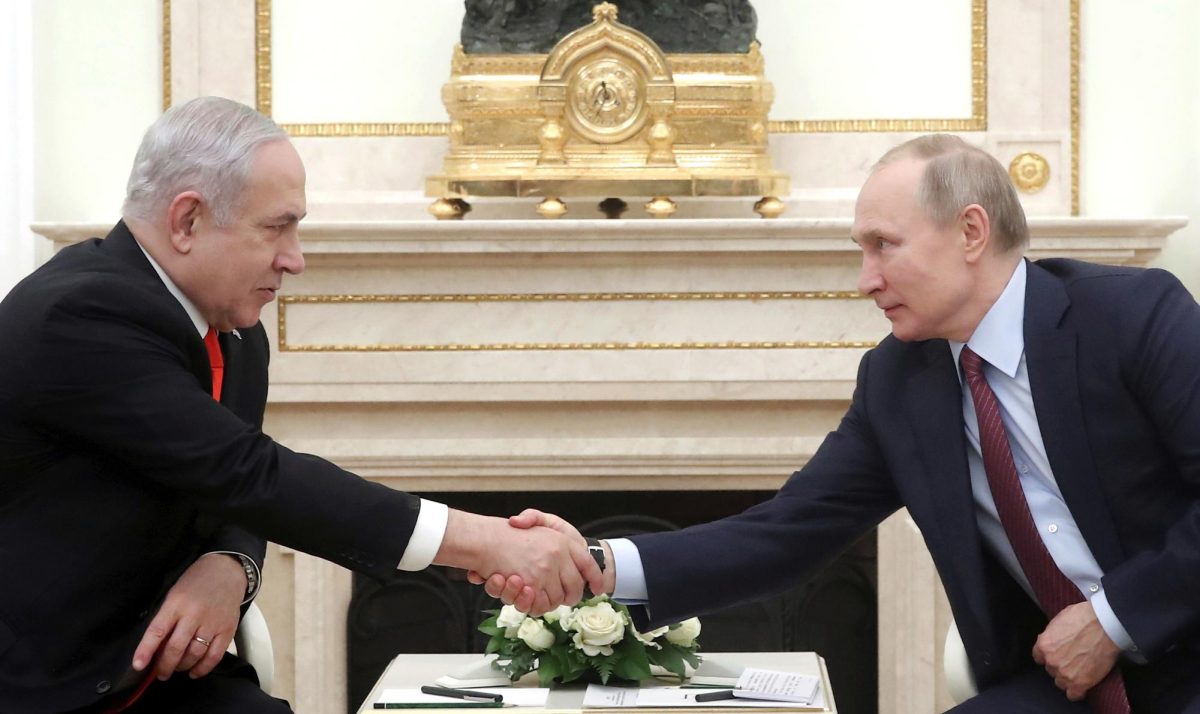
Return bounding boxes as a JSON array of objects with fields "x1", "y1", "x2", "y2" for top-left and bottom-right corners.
[
  {"x1": 469, "y1": 509, "x2": 616, "y2": 607},
  {"x1": 435, "y1": 509, "x2": 603, "y2": 616}
]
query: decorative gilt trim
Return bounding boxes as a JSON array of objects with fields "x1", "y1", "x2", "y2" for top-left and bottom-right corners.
[
  {"x1": 161, "y1": 0, "x2": 171, "y2": 110},
  {"x1": 281, "y1": 291, "x2": 865, "y2": 304},
  {"x1": 246, "y1": 0, "x2": 988, "y2": 136},
  {"x1": 1070, "y1": 0, "x2": 1081, "y2": 216},
  {"x1": 281, "y1": 339, "x2": 878, "y2": 353},
  {"x1": 1009, "y1": 152, "x2": 1051, "y2": 193},
  {"x1": 255, "y1": 0, "x2": 271, "y2": 116},
  {"x1": 769, "y1": 0, "x2": 987, "y2": 134},
  {"x1": 276, "y1": 290, "x2": 874, "y2": 353},
  {"x1": 281, "y1": 123, "x2": 449, "y2": 137}
]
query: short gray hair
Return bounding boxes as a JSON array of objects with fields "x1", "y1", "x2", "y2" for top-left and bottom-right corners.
[
  {"x1": 123, "y1": 96, "x2": 288, "y2": 227},
  {"x1": 873, "y1": 134, "x2": 1029, "y2": 253}
]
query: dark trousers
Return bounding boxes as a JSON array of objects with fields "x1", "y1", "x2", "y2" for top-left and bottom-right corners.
[
  {"x1": 949, "y1": 651, "x2": 1200, "y2": 714},
  {"x1": 69, "y1": 654, "x2": 291, "y2": 714}
]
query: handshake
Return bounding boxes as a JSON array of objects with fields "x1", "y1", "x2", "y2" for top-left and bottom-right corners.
[{"x1": 440, "y1": 508, "x2": 612, "y2": 616}]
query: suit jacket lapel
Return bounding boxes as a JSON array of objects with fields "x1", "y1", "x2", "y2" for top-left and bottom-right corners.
[
  {"x1": 906, "y1": 340, "x2": 992, "y2": 623},
  {"x1": 103, "y1": 221, "x2": 214, "y2": 394},
  {"x1": 1023, "y1": 261, "x2": 1125, "y2": 569}
]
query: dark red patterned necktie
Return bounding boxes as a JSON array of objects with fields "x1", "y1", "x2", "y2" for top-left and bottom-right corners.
[{"x1": 960, "y1": 346, "x2": 1130, "y2": 714}]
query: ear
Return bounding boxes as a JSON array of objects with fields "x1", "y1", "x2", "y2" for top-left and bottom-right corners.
[
  {"x1": 166, "y1": 192, "x2": 204, "y2": 255},
  {"x1": 960, "y1": 204, "x2": 991, "y2": 263}
]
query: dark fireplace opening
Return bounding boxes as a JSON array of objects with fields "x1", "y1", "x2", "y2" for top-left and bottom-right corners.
[{"x1": 346, "y1": 491, "x2": 878, "y2": 714}]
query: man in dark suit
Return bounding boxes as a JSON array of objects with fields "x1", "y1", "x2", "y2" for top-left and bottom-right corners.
[
  {"x1": 489, "y1": 135, "x2": 1200, "y2": 712},
  {"x1": 0, "y1": 96, "x2": 600, "y2": 714}
]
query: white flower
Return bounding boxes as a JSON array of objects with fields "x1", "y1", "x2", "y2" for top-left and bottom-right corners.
[
  {"x1": 633, "y1": 624, "x2": 672, "y2": 652},
  {"x1": 496, "y1": 604, "x2": 527, "y2": 638},
  {"x1": 664, "y1": 617, "x2": 701, "y2": 646},
  {"x1": 517, "y1": 617, "x2": 555, "y2": 651},
  {"x1": 544, "y1": 605, "x2": 575, "y2": 628},
  {"x1": 633, "y1": 624, "x2": 670, "y2": 649},
  {"x1": 569, "y1": 600, "x2": 628, "y2": 656}
]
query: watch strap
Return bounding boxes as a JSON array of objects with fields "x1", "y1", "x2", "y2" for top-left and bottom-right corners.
[
  {"x1": 585, "y1": 537, "x2": 606, "y2": 573},
  {"x1": 210, "y1": 551, "x2": 261, "y2": 604}
]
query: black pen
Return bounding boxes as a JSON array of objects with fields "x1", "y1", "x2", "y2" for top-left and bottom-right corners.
[
  {"x1": 420, "y1": 685, "x2": 504, "y2": 703},
  {"x1": 694, "y1": 690, "x2": 737, "y2": 702}
]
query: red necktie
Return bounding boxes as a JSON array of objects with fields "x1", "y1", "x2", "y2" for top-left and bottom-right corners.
[
  {"x1": 204, "y1": 327, "x2": 224, "y2": 401},
  {"x1": 960, "y1": 346, "x2": 1130, "y2": 713}
]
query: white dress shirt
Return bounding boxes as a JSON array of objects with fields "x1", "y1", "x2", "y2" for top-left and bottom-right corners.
[
  {"x1": 611, "y1": 260, "x2": 1139, "y2": 655},
  {"x1": 136, "y1": 240, "x2": 447, "y2": 572}
]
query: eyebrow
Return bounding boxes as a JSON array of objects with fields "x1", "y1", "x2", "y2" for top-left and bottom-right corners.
[{"x1": 265, "y1": 212, "x2": 306, "y2": 224}]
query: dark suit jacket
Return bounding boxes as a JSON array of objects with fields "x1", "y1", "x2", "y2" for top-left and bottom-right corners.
[
  {"x1": 0, "y1": 222, "x2": 422, "y2": 713},
  {"x1": 632, "y1": 259, "x2": 1200, "y2": 700}
]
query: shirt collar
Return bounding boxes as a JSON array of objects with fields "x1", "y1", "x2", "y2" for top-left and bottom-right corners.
[
  {"x1": 949, "y1": 259, "x2": 1027, "y2": 380},
  {"x1": 135, "y1": 240, "x2": 209, "y2": 339}
]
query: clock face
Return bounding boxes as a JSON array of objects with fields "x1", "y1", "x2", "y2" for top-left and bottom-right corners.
[{"x1": 568, "y1": 57, "x2": 645, "y2": 142}]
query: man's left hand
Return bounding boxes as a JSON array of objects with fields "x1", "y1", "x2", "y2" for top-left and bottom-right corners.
[
  {"x1": 132, "y1": 552, "x2": 247, "y2": 681},
  {"x1": 1032, "y1": 601, "x2": 1120, "y2": 701}
]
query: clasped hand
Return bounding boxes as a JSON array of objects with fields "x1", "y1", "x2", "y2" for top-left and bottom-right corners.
[
  {"x1": 465, "y1": 509, "x2": 607, "y2": 615},
  {"x1": 1032, "y1": 601, "x2": 1121, "y2": 701}
]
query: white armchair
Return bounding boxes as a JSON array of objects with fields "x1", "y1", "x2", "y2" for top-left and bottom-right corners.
[
  {"x1": 231, "y1": 601, "x2": 275, "y2": 694},
  {"x1": 943, "y1": 617, "x2": 978, "y2": 705}
]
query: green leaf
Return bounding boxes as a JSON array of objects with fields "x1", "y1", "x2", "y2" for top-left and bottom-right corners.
[
  {"x1": 648, "y1": 643, "x2": 689, "y2": 680},
  {"x1": 478, "y1": 616, "x2": 504, "y2": 637},
  {"x1": 537, "y1": 655, "x2": 561, "y2": 687},
  {"x1": 594, "y1": 657, "x2": 615, "y2": 685}
]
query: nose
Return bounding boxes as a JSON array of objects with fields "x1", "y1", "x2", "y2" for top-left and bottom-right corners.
[
  {"x1": 275, "y1": 231, "x2": 305, "y2": 275},
  {"x1": 857, "y1": 253, "x2": 883, "y2": 296}
]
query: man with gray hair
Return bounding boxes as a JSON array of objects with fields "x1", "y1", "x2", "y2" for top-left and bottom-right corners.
[
  {"x1": 0, "y1": 96, "x2": 600, "y2": 713},
  {"x1": 495, "y1": 135, "x2": 1200, "y2": 711}
]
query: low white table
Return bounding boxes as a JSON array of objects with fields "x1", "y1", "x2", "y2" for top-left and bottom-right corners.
[{"x1": 356, "y1": 652, "x2": 836, "y2": 714}]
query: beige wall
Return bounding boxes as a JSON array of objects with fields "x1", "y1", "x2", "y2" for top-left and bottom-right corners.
[{"x1": 22, "y1": 1, "x2": 1197, "y2": 289}]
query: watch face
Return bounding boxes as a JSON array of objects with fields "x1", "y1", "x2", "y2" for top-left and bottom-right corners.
[{"x1": 568, "y1": 57, "x2": 646, "y2": 143}]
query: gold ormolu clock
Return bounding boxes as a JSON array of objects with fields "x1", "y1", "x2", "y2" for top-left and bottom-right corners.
[{"x1": 426, "y1": 2, "x2": 790, "y2": 219}]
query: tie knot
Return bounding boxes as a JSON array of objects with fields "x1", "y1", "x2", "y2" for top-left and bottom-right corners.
[{"x1": 960, "y1": 345, "x2": 984, "y2": 379}]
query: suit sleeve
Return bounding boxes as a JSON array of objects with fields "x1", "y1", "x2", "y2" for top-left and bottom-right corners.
[
  {"x1": 630, "y1": 350, "x2": 902, "y2": 628},
  {"x1": 20, "y1": 284, "x2": 421, "y2": 580},
  {"x1": 1102, "y1": 269, "x2": 1200, "y2": 658}
]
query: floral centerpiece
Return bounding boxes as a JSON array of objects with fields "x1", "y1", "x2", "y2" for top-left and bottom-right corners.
[{"x1": 479, "y1": 595, "x2": 702, "y2": 686}]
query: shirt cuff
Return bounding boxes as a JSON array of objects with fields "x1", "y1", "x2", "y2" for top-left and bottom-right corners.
[
  {"x1": 206, "y1": 551, "x2": 261, "y2": 605},
  {"x1": 607, "y1": 537, "x2": 648, "y2": 603},
  {"x1": 1090, "y1": 588, "x2": 1146, "y2": 663},
  {"x1": 397, "y1": 499, "x2": 449, "y2": 571}
]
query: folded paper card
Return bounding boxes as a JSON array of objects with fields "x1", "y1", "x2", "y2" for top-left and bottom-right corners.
[{"x1": 731, "y1": 669, "x2": 822, "y2": 705}]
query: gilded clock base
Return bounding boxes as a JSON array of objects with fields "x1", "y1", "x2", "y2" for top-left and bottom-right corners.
[
  {"x1": 644, "y1": 196, "x2": 677, "y2": 218},
  {"x1": 426, "y1": 4, "x2": 791, "y2": 222},
  {"x1": 536, "y1": 197, "x2": 569, "y2": 219},
  {"x1": 429, "y1": 197, "x2": 471, "y2": 220},
  {"x1": 753, "y1": 196, "x2": 785, "y2": 219}
]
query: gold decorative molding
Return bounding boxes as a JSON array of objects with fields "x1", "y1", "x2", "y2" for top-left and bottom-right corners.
[
  {"x1": 1070, "y1": 0, "x2": 1081, "y2": 215},
  {"x1": 1009, "y1": 152, "x2": 1051, "y2": 193},
  {"x1": 281, "y1": 123, "x2": 449, "y2": 137},
  {"x1": 240, "y1": 0, "x2": 987, "y2": 137},
  {"x1": 276, "y1": 290, "x2": 873, "y2": 353},
  {"x1": 768, "y1": 0, "x2": 987, "y2": 133},
  {"x1": 161, "y1": 0, "x2": 171, "y2": 110},
  {"x1": 255, "y1": 0, "x2": 271, "y2": 117}
]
